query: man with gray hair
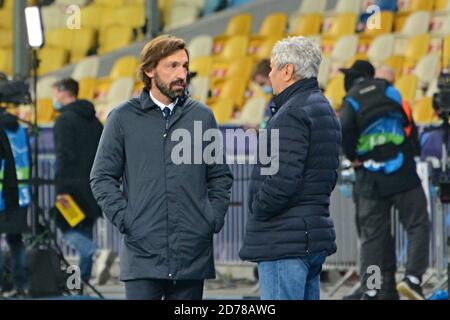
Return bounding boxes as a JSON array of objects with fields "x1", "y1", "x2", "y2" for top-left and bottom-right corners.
[{"x1": 240, "y1": 36, "x2": 341, "y2": 300}]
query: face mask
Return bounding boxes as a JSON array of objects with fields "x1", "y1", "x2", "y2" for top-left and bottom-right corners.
[
  {"x1": 53, "y1": 98, "x2": 62, "y2": 110},
  {"x1": 262, "y1": 85, "x2": 273, "y2": 95}
]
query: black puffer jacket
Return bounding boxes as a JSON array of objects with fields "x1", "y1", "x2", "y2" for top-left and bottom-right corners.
[
  {"x1": 53, "y1": 99, "x2": 103, "y2": 229},
  {"x1": 240, "y1": 78, "x2": 341, "y2": 261}
]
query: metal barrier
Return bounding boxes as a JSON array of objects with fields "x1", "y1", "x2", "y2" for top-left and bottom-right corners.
[{"x1": 2, "y1": 127, "x2": 448, "y2": 297}]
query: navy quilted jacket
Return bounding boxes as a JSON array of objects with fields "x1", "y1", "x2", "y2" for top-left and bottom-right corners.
[{"x1": 239, "y1": 77, "x2": 341, "y2": 261}]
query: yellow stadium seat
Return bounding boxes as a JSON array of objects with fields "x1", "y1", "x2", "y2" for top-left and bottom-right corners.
[
  {"x1": 403, "y1": 34, "x2": 431, "y2": 71},
  {"x1": 249, "y1": 36, "x2": 281, "y2": 62},
  {"x1": 99, "y1": 8, "x2": 119, "y2": 30},
  {"x1": 289, "y1": 13, "x2": 323, "y2": 36},
  {"x1": 208, "y1": 78, "x2": 247, "y2": 109},
  {"x1": 228, "y1": 96, "x2": 267, "y2": 127},
  {"x1": 78, "y1": 77, "x2": 97, "y2": 100},
  {"x1": 45, "y1": 28, "x2": 73, "y2": 51},
  {"x1": 190, "y1": 56, "x2": 213, "y2": 77},
  {"x1": 188, "y1": 35, "x2": 213, "y2": 60},
  {"x1": 362, "y1": 11, "x2": 394, "y2": 38},
  {"x1": 93, "y1": 0, "x2": 126, "y2": 7},
  {"x1": 395, "y1": 74, "x2": 418, "y2": 104},
  {"x1": 109, "y1": 56, "x2": 139, "y2": 80},
  {"x1": 213, "y1": 14, "x2": 253, "y2": 54},
  {"x1": 223, "y1": 14, "x2": 253, "y2": 37},
  {"x1": 435, "y1": 0, "x2": 450, "y2": 11},
  {"x1": 383, "y1": 55, "x2": 404, "y2": 79},
  {"x1": 98, "y1": 26, "x2": 133, "y2": 54},
  {"x1": 210, "y1": 98, "x2": 235, "y2": 124},
  {"x1": 118, "y1": 5, "x2": 146, "y2": 29},
  {"x1": 324, "y1": 75, "x2": 345, "y2": 111},
  {"x1": 444, "y1": 35, "x2": 450, "y2": 70},
  {"x1": 399, "y1": 0, "x2": 435, "y2": 12},
  {"x1": 210, "y1": 57, "x2": 253, "y2": 85},
  {"x1": 37, "y1": 98, "x2": 57, "y2": 125},
  {"x1": 70, "y1": 28, "x2": 97, "y2": 61},
  {"x1": 0, "y1": 8, "x2": 12, "y2": 29},
  {"x1": 80, "y1": 6, "x2": 102, "y2": 29},
  {"x1": 0, "y1": 28, "x2": 13, "y2": 48},
  {"x1": 322, "y1": 13, "x2": 357, "y2": 39},
  {"x1": 0, "y1": 48, "x2": 12, "y2": 75},
  {"x1": 252, "y1": 12, "x2": 287, "y2": 40},
  {"x1": 412, "y1": 97, "x2": 438, "y2": 125},
  {"x1": 216, "y1": 35, "x2": 249, "y2": 61},
  {"x1": 38, "y1": 47, "x2": 68, "y2": 76}
]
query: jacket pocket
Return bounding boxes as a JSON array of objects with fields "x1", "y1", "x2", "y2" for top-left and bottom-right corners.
[{"x1": 203, "y1": 200, "x2": 216, "y2": 236}]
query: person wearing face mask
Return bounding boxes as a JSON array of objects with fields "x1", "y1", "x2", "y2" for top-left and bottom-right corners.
[
  {"x1": 339, "y1": 60, "x2": 430, "y2": 300},
  {"x1": 52, "y1": 78, "x2": 116, "y2": 290}
]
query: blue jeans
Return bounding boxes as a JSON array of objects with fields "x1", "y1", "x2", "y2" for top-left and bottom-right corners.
[
  {"x1": 258, "y1": 252, "x2": 327, "y2": 300},
  {"x1": 0, "y1": 234, "x2": 28, "y2": 292},
  {"x1": 63, "y1": 225, "x2": 98, "y2": 283}
]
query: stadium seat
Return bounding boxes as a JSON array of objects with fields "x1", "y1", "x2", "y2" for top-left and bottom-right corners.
[
  {"x1": 37, "y1": 98, "x2": 57, "y2": 125},
  {"x1": 322, "y1": 13, "x2": 357, "y2": 39},
  {"x1": 413, "y1": 53, "x2": 441, "y2": 88},
  {"x1": 367, "y1": 34, "x2": 395, "y2": 67},
  {"x1": 444, "y1": 35, "x2": 450, "y2": 70},
  {"x1": 208, "y1": 78, "x2": 247, "y2": 109},
  {"x1": 96, "y1": 77, "x2": 135, "y2": 121},
  {"x1": 0, "y1": 28, "x2": 13, "y2": 48},
  {"x1": 38, "y1": 47, "x2": 68, "y2": 75},
  {"x1": 332, "y1": 0, "x2": 363, "y2": 14},
  {"x1": 412, "y1": 97, "x2": 437, "y2": 125},
  {"x1": 119, "y1": 5, "x2": 146, "y2": 29},
  {"x1": 403, "y1": 34, "x2": 431, "y2": 71},
  {"x1": 188, "y1": 35, "x2": 214, "y2": 60},
  {"x1": 210, "y1": 57, "x2": 253, "y2": 85},
  {"x1": 93, "y1": 0, "x2": 127, "y2": 7},
  {"x1": 435, "y1": 0, "x2": 450, "y2": 12},
  {"x1": 399, "y1": 11, "x2": 432, "y2": 36},
  {"x1": 190, "y1": 76, "x2": 210, "y2": 103},
  {"x1": 0, "y1": 8, "x2": 12, "y2": 29},
  {"x1": 109, "y1": 56, "x2": 139, "y2": 80},
  {"x1": 80, "y1": 5, "x2": 102, "y2": 29},
  {"x1": 210, "y1": 98, "x2": 235, "y2": 124},
  {"x1": 430, "y1": 14, "x2": 450, "y2": 36},
  {"x1": 398, "y1": 0, "x2": 435, "y2": 12},
  {"x1": 70, "y1": 28, "x2": 97, "y2": 62},
  {"x1": 216, "y1": 35, "x2": 249, "y2": 61},
  {"x1": 362, "y1": 11, "x2": 394, "y2": 38},
  {"x1": 324, "y1": 75, "x2": 345, "y2": 111},
  {"x1": 395, "y1": 74, "x2": 419, "y2": 104},
  {"x1": 249, "y1": 36, "x2": 281, "y2": 61},
  {"x1": 55, "y1": 0, "x2": 90, "y2": 5},
  {"x1": 98, "y1": 26, "x2": 133, "y2": 54},
  {"x1": 216, "y1": 13, "x2": 253, "y2": 40},
  {"x1": 228, "y1": 96, "x2": 266, "y2": 127},
  {"x1": 37, "y1": 76, "x2": 59, "y2": 100},
  {"x1": 41, "y1": 5, "x2": 66, "y2": 31},
  {"x1": 164, "y1": 4, "x2": 200, "y2": 30},
  {"x1": 318, "y1": 56, "x2": 332, "y2": 89},
  {"x1": 71, "y1": 56, "x2": 100, "y2": 80},
  {"x1": 78, "y1": 77, "x2": 98, "y2": 100},
  {"x1": 330, "y1": 35, "x2": 359, "y2": 65},
  {"x1": 384, "y1": 55, "x2": 405, "y2": 79},
  {"x1": 190, "y1": 56, "x2": 213, "y2": 77},
  {"x1": 251, "y1": 12, "x2": 287, "y2": 40},
  {"x1": 45, "y1": 28, "x2": 73, "y2": 52},
  {"x1": 296, "y1": 0, "x2": 327, "y2": 14},
  {"x1": 289, "y1": 13, "x2": 323, "y2": 36}
]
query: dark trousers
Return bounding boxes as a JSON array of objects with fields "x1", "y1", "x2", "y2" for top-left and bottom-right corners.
[
  {"x1": 124, "y1": 279, "x2": 204, "y2": 300},
  {"x1": 0, "y1": 234, "x2": 28, "y2": 292},
  {"x1": 357, "y1": 185, "x2": 430, "y2": 289}
]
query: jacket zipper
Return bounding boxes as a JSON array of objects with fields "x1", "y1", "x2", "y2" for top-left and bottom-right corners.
[{"x1": 163, "y1": 113, "x2": 172, "y2": 279}]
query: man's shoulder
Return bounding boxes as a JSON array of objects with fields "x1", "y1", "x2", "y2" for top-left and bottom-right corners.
[{"x1": 185, "y1": 97, "x2": 214, "y2": 119}]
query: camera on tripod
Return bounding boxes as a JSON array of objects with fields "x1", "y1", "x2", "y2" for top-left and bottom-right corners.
[
  {"x1": 432, "y1": 73, "x2": 450, "y2": 203},
  {"x1": 0, "y1": 74, "x2": 31, "y2": 105}
]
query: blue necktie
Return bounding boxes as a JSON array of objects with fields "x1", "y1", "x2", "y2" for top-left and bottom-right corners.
[{"x1": 163, "y1": 107, "x2": 171, "y2": 120}]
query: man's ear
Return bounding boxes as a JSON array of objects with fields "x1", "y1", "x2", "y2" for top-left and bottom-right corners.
[
  {"x1": 145, "y1": 69, "x2": 154, "y2": 80},
  {"x1": 284, "y1": 64, "x2": 295, "y2": 82}
]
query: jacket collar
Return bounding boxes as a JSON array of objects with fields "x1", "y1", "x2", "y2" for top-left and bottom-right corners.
[{"x1": 272, "y1": 77, "x2": 319, "y2": 111}]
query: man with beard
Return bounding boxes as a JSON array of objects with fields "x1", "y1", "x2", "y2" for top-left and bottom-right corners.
[{"x1": 90, "y1": 35, "x2": 233, "y2": 300}]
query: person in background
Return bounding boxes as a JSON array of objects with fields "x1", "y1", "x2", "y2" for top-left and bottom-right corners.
[
  {"x1": 0, "y1": 106, "x2": 29, "y2": 299},
  {"x1": 52, "y1": 78, "x2": 115, "y2": 290},
  {"x1": 340, "y1": 60, "x2": 429, "y2": 300}
]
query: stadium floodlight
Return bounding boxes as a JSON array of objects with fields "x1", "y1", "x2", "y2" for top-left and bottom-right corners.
[{"x1": 25, "y1": 6, "x2": 44, "y2": 48}]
